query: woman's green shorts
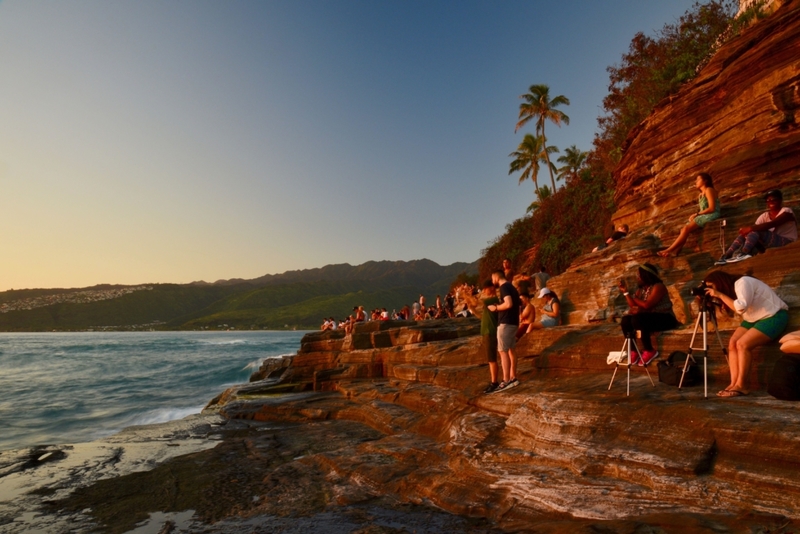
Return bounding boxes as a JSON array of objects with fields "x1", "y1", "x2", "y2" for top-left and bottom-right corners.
[{"x1": 741, "y1": 309, "x2": 789, "y2": 340}]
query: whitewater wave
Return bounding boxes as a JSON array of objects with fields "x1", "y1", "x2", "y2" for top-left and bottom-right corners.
[
  {"x1": 241, "y1": 352, "x2": 295, "y2": 371},
  {"x1": 242, "y1": 360, "x2": 262, "y2": 371},
  {"x1": 199, "y1": 339, "x2": 248, "y2": 346},
  {"x1": 128, "y1": 405, "x2": 204, "y2": 427}
]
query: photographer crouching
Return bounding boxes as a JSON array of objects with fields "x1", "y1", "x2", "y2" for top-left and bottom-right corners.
[
  {"x1": 618, "y1": 263, "x2": 679, "y2": 365},
  {"x1": 702, "y1": 271, "x2": 789, "y2": 398}
]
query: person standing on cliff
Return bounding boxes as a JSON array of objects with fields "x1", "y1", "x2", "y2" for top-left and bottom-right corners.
[
  {"x1": 464, "y1": 280, "x2": 501, "y2": 393},
  {"x1": 487, "y1": 270, "x2": 521, "y2": 391},
  {"x1": 532, "y1": 265, "x2": 550, "y2": 291},
  {"x1": 502, "y1": 258, "x2": 515, "y2": 281}
]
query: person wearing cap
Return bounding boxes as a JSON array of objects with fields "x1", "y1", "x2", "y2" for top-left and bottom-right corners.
[
  {"x1": 617, "y1": 263, "x2": 679, "y2": 365},
  {"x1": 715, "y1": 189, "x2": 797, "y2": 264},
  {"x1": 528, "y1": 288, "x2": 561, "y2": 329}
]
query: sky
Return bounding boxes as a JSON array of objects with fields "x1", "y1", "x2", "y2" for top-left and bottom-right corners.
[{"x1": 0, "y1": 0, "x2": 701, "y2": 291}]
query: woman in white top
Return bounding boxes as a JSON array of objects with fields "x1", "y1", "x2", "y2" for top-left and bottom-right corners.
[{"x1": 704, "y1": 270, "x2": 789, "y2": 397}]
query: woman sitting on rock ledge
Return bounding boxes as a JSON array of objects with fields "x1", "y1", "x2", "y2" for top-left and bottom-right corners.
[
  {"x1": 528, "y1": 288, "x2": 561, "y2": 330},
  {"x1": 703, "y1": 270, "x2": 789, "y2": 398},
  {"x1": 618, "y1": 263, "x2": 679, "y2": 365},
  {"x1": 658, "y1": 172, "x2": 720, "y2": 257}
]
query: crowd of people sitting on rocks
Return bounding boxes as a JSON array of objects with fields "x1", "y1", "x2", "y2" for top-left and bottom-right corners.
[
  {"x1": 320, "y1": 182, "x2": 797, "y2": 400},
  {"x1": 444, "y1": 182, "x2": 797, "y2": 399},
  {"x1": 321, "y1": 292, "x2": 460, "y2": 334},
  {"x1": 617, "y1": 182, "x2": 797, "y2": 398}
]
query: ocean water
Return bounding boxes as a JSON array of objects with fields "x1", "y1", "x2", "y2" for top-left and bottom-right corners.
[{"x1": 0, "y1": 331, "x2": 307, "y2": 452}]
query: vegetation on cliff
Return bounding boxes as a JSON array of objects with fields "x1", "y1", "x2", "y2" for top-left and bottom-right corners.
[{"x1": 480, "y1": 0, "x2": 755, "y2": 281}]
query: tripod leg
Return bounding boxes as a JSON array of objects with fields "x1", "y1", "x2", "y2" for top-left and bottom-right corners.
[
  {"x1": 679, "y1": 353, "x2": 691, "y2": 389},
  {"x1": 627, "y1": 364, "x2": 630, "y2": 396},
  {"x1": 627, "y1": 337, "x2": 639, "y2": 396},
  {"x1": 608, "y1": 363, "x2": 619, "y2": 390},
  {"x1": 644, "y1": 363, "x2": 655, "y2": 386},
  {"x1": 709, "y1": 310, "x2": 729, "y2": 364},
  {"x1": 609, "y1": 338, "x2": 628, "y2": 391},
  {"x1": 681, "y1": 310, "x2": 705, "y2": 390}
]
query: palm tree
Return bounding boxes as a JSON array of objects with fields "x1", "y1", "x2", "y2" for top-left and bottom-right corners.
[
  {"x1": 556, "y1": 145, "x2": 587, "y2": 183},
  {"x1": 527, "y1": 185, "x2": 552, "y2": 213},
  {"x1": 508, "y1": 133, "x2": 557, "y2": 196},
  {"x1": 515, "y1": 84, "x2": 570, "y2": 190}
]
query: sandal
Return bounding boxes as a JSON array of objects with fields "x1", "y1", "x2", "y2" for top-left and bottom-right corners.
[{"x1": 717, "y1": 389, "x2": 748, "y2": 398}]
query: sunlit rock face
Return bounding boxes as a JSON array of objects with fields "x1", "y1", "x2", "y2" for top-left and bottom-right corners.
[
  {"x1": 613, "y1": 0, "x2": 800, "y2": 234},
  {"x1": 548, "y1": 0, "x2": 800, "y2": 330},
  {"x1": 208, "y1": 6, "x2": 800, "y2": 529},
  {"x1": 212, "y1": 317, "x2": 800, "y2": 531}
]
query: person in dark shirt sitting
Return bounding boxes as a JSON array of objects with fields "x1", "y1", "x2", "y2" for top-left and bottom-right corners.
[
  {"x1": 715, "y1": 189, "x2": 797, "y2": 264},
  {"x1": 593, "y1": 224, "x2": 629, "y2": 252}
]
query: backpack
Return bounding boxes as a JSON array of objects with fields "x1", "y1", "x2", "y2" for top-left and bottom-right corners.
[
  {"x1": 658, "y1": 350, "x2": 701, "y2": 387},
  {"x1": 767, "y1": 355, "x2": 800, "y2": 401}
]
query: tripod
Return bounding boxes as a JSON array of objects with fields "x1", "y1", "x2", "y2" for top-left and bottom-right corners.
[
  {"x1": 681, "y1": 294, "x2": 728, "y2": 398},
  {"x1": 608, "y1": 334, "x2": 656, "y2": 396}
]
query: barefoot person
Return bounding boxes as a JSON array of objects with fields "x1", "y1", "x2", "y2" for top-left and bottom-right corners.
[
  {"x1": 487, "y1": 270, "x2": 521, "y2": 391},
  {"x1": 658, "y1": 173, "x2": 720, "y2": 257},
  {"x1": 703, "y1": 271, "x2": 789, "y2": 397},
  {"x1": 715, "y1": 189, "x2": 797, "y2": 264}
]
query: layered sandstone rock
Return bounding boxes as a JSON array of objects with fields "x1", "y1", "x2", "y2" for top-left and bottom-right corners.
[
  {"x1": 205, "y1": 6, "x2": 800, "y2": 529},
  {"x1": 546, "y1": 0, "x2": 800, "y2": 329},
  {"x1": 18, "y1": 4, "x2": 800, "y2": 533},
  {"x1": 209, "y1": 318, "x2": 800, "y2": 531}
]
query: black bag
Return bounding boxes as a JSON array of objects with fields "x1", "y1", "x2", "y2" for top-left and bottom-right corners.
[
  {"x1": 767, "y1": 355, "x2": 800, "y2": 401},
  {"x1": 658, "y1": 350, "x2": 701, "y2": 387}
]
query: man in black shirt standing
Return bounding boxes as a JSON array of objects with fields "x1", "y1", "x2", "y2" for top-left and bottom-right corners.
[{"x1": 487, "y1": 270, "x2": 521, "y2": 391}]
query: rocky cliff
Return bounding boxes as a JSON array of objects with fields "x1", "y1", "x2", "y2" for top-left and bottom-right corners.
[
  {"x1": 201, "y1": 2, "x2": 800, "y2": 530},
  {"x1": 7, "y1": 3, "x2": 800, "y2": 533}
]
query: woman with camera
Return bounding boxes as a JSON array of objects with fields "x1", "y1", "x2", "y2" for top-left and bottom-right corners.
[
  {"x1": 703, "y1": 271, "x2": 789, "y2": 397},
  {"x1": 618, "y1": 263, "x2": 679, "y2": 365}
]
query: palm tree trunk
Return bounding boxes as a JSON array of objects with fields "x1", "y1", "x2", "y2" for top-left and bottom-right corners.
[{"x1": 540, "y1": 127, "x2": 557, "y2": 191}]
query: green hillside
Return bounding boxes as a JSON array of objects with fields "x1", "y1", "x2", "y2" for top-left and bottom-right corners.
[{"x1": 0, "y1": 259, "x2": 476, "y2": 331}]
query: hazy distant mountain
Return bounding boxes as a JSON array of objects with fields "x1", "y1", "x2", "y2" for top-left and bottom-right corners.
[{"x1": 0, "y1": 259, "x2": 477, "y2": 331}]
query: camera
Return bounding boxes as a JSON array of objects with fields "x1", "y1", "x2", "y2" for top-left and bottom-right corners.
[{"x1": 690, "y1": 281, "x2": 709, "y2": 297}]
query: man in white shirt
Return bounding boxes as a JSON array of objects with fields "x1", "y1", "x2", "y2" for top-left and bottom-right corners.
[{"x1": 717, "y1": 189, "x2": 797, "y2": 264}]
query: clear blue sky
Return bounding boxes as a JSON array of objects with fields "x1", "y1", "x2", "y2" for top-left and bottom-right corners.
[{"x1": 0, "y1": 0, "x2": 700, "y2": 290}]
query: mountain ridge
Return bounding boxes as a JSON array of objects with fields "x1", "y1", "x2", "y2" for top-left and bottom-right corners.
[{"x1": 0, "y1": 259, "x2": 478, "y2": 331}]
